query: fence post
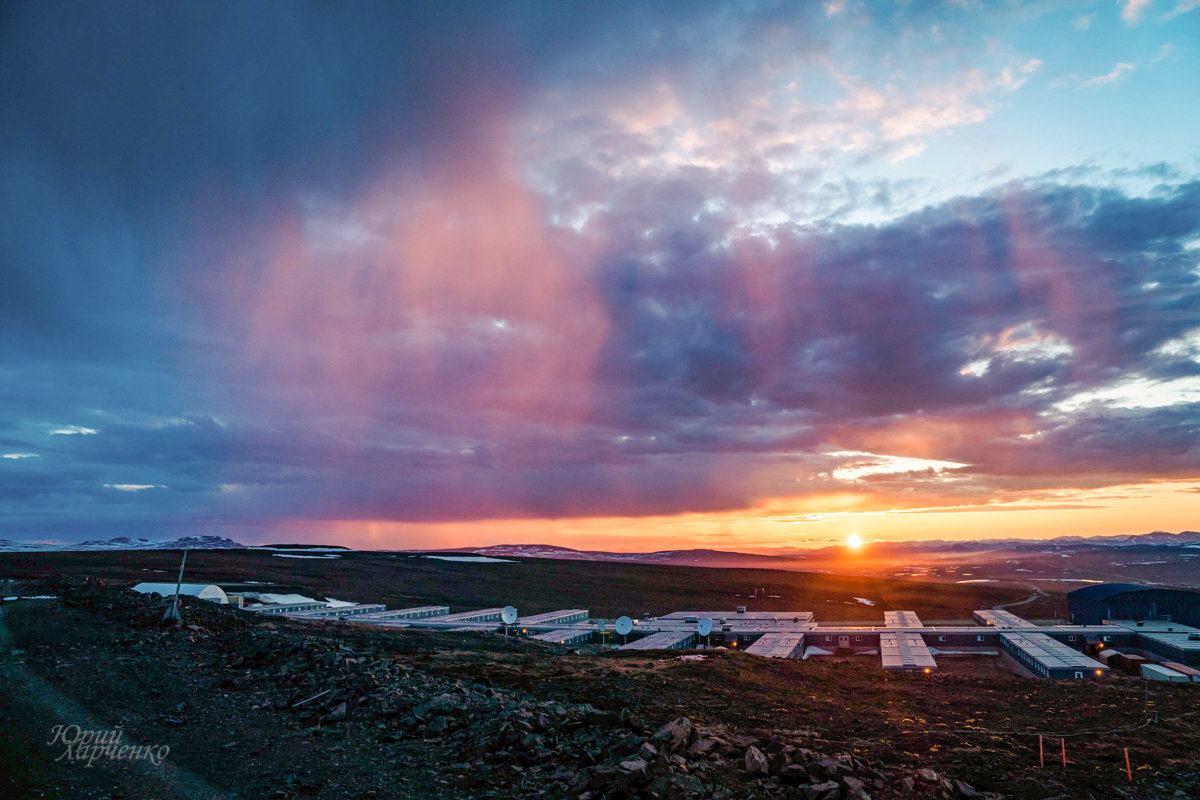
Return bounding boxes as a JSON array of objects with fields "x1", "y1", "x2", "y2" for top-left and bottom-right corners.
[
  {"x1": 1061, "y1": 738, "x2": 1066, "y2": 767},
  {"x1": 1038, "y1": 735, "x2": 1044, "y2": 768}
]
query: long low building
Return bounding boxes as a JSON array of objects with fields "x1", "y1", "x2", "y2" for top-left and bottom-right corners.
[
  {"x1": 434, "y1": 608, "x2": 507, "y2": 624},
  {"x1": 248, "y1": 601, "x2": 329, "y2": 614},
  {"x1": 1000, "y1": 632, "x2": 1108, "y2": 679},
  {"x1": 1159, "y1": 661, "x2": 1200, "y2": 681},
  {"x1": 1132, "y1": 631, "x2": 1200, "y2": 667},
  {"x1": 530, "y1": 629, "x2": 594, "y2": 645},
  {"x1": 660, "y1": 610, "x2": 815, "y2": 623},
  {"x1": 292, "y1": 604, "x2": 388, "y2": 619},
  {"x1": 356, "y1": 605, "x2": 450, "y2": 621},
  {"x1": 973, "y1": 610, "x2": 1037, "y2": 628},
  {"x1": 884, "y1": 611, "x2": 924, "y2": 628},
  {"x1": 1141, "y1": 663, "x2": 1191, "y2": 682},
  {"x1": 448, "y1": 624, "x2": 498, "y2": 632},
  {"x1": 620, "y1": 631, "x2": 696, "y2": 651},
  {"x1": 880, "y1": 632, "x2": 937, "y2": 672},
  {"x1": 744, "y1": 632, "x2": 805, "y2": 659},
  {"x1": 517, "y1": 609, "x2": 589, "y2": 626}
]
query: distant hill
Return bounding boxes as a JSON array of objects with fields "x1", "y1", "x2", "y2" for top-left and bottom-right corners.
[{"x1": 445, "y1": 531, "x2": 1200, "y2": 568}]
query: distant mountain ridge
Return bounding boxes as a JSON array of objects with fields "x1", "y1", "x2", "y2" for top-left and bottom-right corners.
[{"x1": 0, "y1": 535, "x2": 245, "y2": 552}]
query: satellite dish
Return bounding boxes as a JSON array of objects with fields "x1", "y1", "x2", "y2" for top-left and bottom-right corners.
[
  {"x1": 597, "y1": 619, "x2": 606, "y2": 632},
  {"x1": 615, "y1": 616, "x2": 633, "y2": 636},
  {"x1": 501, "y1": 606, "x2": 518, "y2": 625},
  {"x1": 697, "y1": 617, "x2": 713, "y2": 637}
]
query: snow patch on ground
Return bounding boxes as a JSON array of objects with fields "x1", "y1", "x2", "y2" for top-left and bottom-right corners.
[
  {"x1": 424, "y1": 555, "x2": 516, "y2": 563},
  {"x1": 323, "y1": 598, "x2": 357, "y2": 607},
  {"x1": 3, "y1": 595, "x2": 57, "y2": 601},
  {"x1": 853, "y1": 597, "x2": 876, "y2": 606},
  {"x1": 956, "y1": 579, "x2": 998, "y2": 583}
]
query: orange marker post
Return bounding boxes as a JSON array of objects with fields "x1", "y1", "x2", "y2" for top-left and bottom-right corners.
[
  {"x1": 1124, "y1": 748, "x2": 1132, "y2": 782},
  {"x1": 1038, "y1": 735, "x2": 1044, "y2": 768},
  {"x1": 1061, "y1": 738, "x2": 1066, "y2": 767}
]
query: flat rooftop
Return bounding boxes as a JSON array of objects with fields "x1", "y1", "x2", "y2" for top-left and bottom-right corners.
[
  {"x1": 884, "y1": 610, "x2": 924, "y2": 628},
  {"x1": 1105, "y1": 620, "x2": 1200, "y2": 633},
  {"x1": 517, "y1": 609, "x2": 589, "y2": 625},
  {"x1": 974, "y1": 609, "x2": 1037, "y2": 628},
  {"x1": 744, "y1": 632, "x2": 805, "y2": 659},
  {"x1": 619, "y1": 630, "x2": 696, "y2": 651},
  {"x1": 880, "y1": 631, "x2": 937, "y2": 671},
  {"x1": 1001, "y1": 631, "x2": 1107, "y2": 671},
  {"x1": 1135, "y1": 632, "x2": 1200, "y2": 653},
  {"x1": 659, "y1": 611, "x2": 815, "y2": 622}
]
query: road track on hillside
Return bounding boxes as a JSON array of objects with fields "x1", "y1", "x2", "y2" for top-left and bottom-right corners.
[{"x1": 0, "y1": 604, "x2": 230, "y2": 800}]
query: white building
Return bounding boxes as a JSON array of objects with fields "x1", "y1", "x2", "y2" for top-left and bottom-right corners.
[{"x1": 132, "y1": 583, "x2": 229, "y2": 604}]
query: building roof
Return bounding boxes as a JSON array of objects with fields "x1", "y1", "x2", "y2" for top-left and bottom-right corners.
[{"x1": 1067, "y1": 583, "x2": 1155, "y2": 601}]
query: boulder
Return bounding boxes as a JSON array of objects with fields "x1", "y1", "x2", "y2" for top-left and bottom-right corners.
[
  {"x1": 744, "y1": 746, "x2": 769, "y2": 776},
  {"x1": 803, "y1": 781, "x2": 842, "y2": 800},
  {"x1": 955, "y1": 780, "x2": 979, "y2": 798},
  {"x1": 780, "y1": 764, "x2": 812, "y2": 785},
  {"x1": 843, "y1": 774, "x2": 871, "y2": 799},
  {"x1": 687, "y1": 737, "x2": 724, "y2": 757},
  {"x1": 652, "y1": 717, "x2": 696, "y2": 753},
  {"x1": 618, "y1": 757, "x2": 649, "y2": 775}
]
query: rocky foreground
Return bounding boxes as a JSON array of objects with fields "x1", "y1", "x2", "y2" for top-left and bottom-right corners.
[{"x1": 21, "y1": 578, "x2": 986, "y2": 799}]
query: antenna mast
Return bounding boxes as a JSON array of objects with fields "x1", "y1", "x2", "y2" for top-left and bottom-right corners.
[{"x1": 162, "y1": 548, "x2": 188, "y2": 625}]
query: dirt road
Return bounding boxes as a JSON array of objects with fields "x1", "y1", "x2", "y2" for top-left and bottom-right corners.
[{"x1": 0, "y1": 603, "x2": 229, "y2": 800}]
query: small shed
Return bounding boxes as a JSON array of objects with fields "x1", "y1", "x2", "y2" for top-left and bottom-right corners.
[
  {"x1": 1141, "y1": 663, "x2": 1190, "y2": 683},
  {"x1": 132, "y1": 583, "x2": 229, "y2": 605}
]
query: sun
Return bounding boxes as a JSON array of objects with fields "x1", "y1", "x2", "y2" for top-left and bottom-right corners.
[{"x1": 846, "y1": 534, "x2": 863, "y2": 549}]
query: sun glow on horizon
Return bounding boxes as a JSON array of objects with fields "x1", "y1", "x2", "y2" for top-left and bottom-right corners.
[{"x1": 845, "y1": 534, "x2": 863, "y2": 549}]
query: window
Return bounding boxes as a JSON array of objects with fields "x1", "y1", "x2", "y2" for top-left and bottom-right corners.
[
  {"x1": 938, "y1": 636, "x2": 945, "y2": 642},
  {"x1": 976, "y1": 635, "x2": 984, "y2": 642},
  {"x1": 855, "y1": 635, "x2": 862, "y2": 642},
  {"x1": 1068, "y1": 635, "x2": 1077, "y2": 642}
]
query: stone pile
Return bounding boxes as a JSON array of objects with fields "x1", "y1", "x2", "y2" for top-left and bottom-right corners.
[{"x1": 217, "y1": 630, "x2": 996, "y2": 799}]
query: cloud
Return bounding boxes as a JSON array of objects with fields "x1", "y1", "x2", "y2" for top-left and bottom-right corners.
[
  {"x1": 1121, "y1": 0, "x2": 1155, "y2": 25},
  {"x1": 1080, "y1": 62, "x2": 1137, "y2": 88},
  {"x1": 1073, "y1": 14, "x2": 1096, "y2": 30},
  {"x1": 1, "y1": 3, "x2": 1197, "y2": 541}
]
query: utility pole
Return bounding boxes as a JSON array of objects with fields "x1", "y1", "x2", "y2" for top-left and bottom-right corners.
[{"x1": 162, "y1": 549, "x2": 188, "y2": 625}]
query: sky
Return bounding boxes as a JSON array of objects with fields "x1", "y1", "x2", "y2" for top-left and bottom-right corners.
[{"x1": 2, "y1": 0, "x2": 1199, "y2": 551}]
